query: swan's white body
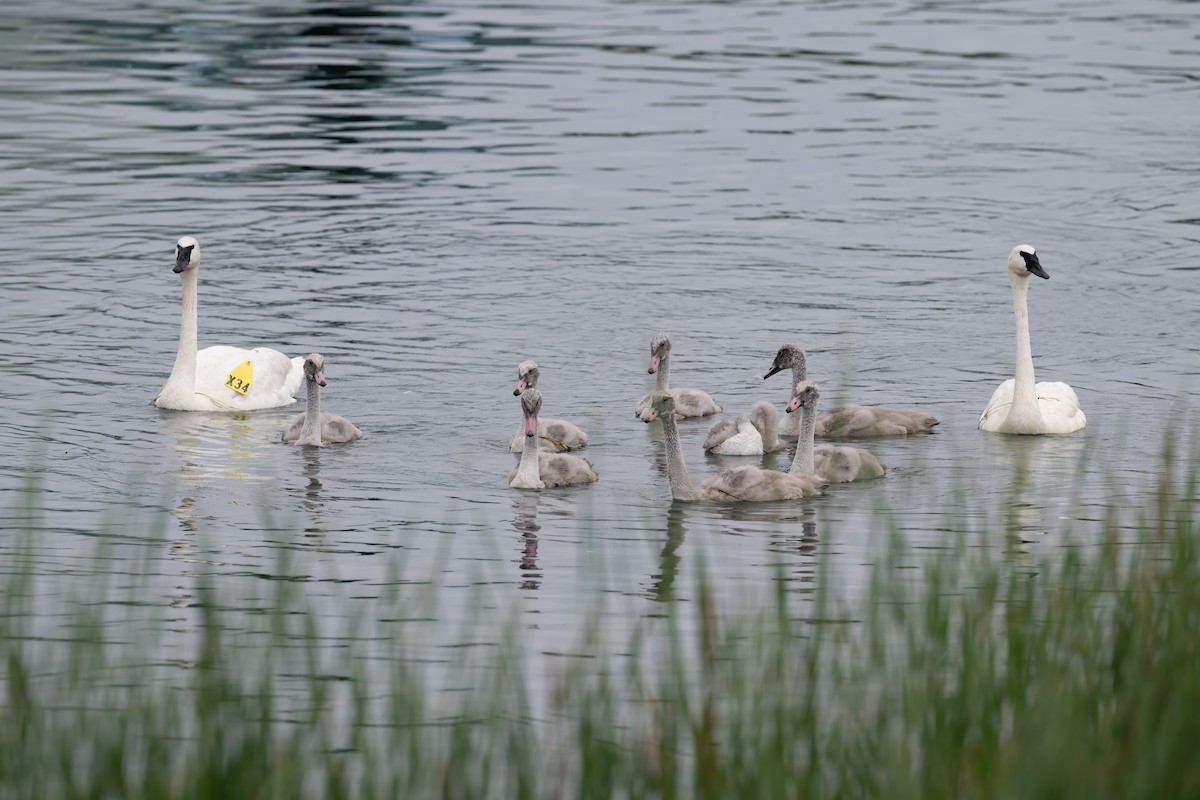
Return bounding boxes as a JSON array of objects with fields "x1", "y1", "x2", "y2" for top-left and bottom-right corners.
[
  {"x1": 153, "y1": 236, "x2": 303, "y2": 411},
  {"x1": 703, "y1": 401, "x2": 785, "y2": 455},
  {"x1": 283, "y1": 354, "x2": 363, "y2": 446},
  {"x1": 764, "y1": 343, "x2": 938, "y2": 438},
  {"x1": 787, "y1": 381, "x2": 886, "y2": 483},
  {"x1": 644, "y1": 392, "x2": 823, "y2": 503},
  {"x1": 508, "y1": 361, "x2": 588, "y2": 452},
  {"x1": 509, "y1": 388, "x2": 598, "y2": 489},
  {"x1": 634, "y1": 332, "x2": 721, "y2": 420},
  {"x1": 703, "y1": 415, "x2": 763, "y2": 455},
  {"x1": 978, "y1": 245, "x2": 1086, "y2": 435}
]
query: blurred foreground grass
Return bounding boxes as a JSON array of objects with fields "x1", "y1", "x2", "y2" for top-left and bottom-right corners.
[{"x1": 2, "y1": 440, "x2": 1198, "y2": 799}]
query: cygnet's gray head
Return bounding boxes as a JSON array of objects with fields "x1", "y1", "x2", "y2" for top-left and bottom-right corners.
[
  {"x1": 514, "y1": 360, "x2": 540, "y2": 396},
  {"x1": 303, "y1": 353, "x2": 326, "y2": 387},
  {"x1": 174, "y1": 235, "x2": 201, "y2": 274},
  {"x1": 519, "y1": 387, "x2": 542, "y2": 436},
  {"x1": 1008, "y1": 244, "x2": 1048, "y2": 280},
  {"x1": 642, "y1": 390, "x2": 676, "y2": 423},
  {"x1": 648, "y1": 332, "x2": 671, "y2": 374},
  {"x1": 786, "y1": 380, "x2": 820, "y2": 414},
  {"x1": 764, "y1": 343, "x2": 806, "y2": 380}
]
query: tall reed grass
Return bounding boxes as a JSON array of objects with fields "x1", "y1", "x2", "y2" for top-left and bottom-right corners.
[{"x1": 2, "y1": 440, "x2": 1198, "y2": 798}]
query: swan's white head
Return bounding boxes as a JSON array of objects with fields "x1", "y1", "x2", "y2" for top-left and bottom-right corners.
[
  {"x1": 764, "y1": 343, "x2": 806, "y2": 380},
  {"x1": 174, "y1": 236, "x2": 201, "y2": 274},
  {"x1": 642, "y1": 390, "x2": 675, "y2": 423},
  {"x1": 514, "y1": 360, "x2": 539, "y2": 396},
  {"x1": 1008, "y1": 244, "x2": 1048, "y2": 280},
  {"x1": 786, "y1": 380, "x2": 820, "y2": 414},
  {"x1": 519, "y1": 387, "x2": 542, "y2": 436},
  {"x1": 303, "y1": 353, "x2": 326, "y2": 387},
  {"x1": 648, "y1": 332, "x2": 671, "y2": 374}
]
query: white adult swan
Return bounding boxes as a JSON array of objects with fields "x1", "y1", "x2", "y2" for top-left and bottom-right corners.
[
  {"x1": 509, "y1": 388, "x2": 599, "y2": 489},
  {"x1": 979, "y1": 245, "x2": 1086, "y2": 434},
  {"x1": 634, "y1": 332, "x2": 721, "y2": 420},
  {"x1": 787, "y1": 381, "x2": 885, "y2": 483},
  {"x1": 153, "y1": 236, "x2": 304, "y2": 411},
  {"x1": 282, "y1": 354, "x2": 363, "y2": 446},
  {"x1": 702, "y1": 401, "x2": 785, "y2": 455},
  {"x1": 643, "y1": 391, "x2": 824, "y2": 502},
  {"x1": 763, "y1": 343, "x2": 939, "y2": 437},
  {"x1": 507, "y1": 360, "x2": 588, "y2": 453}
]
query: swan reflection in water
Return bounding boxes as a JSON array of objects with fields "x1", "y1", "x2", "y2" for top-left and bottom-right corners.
[
  {"x1": 647, "y1": 504, "x2": 687, "y2": 603},
  {"x1": 645, "y1": 501, "x2": 822, "y2": 604},
  {"x1": 295, "y1": 446, "x2": 328, "y2": 539},
  {"x1": 158, "y1": 409, "x2": 274, "y2": 615},
  {"x1": 512, "y1": 492, "x2": 542, "y2": 591},
  {"x1": 983, "y1": 430, "x2": 1089, "y2": 549},
  {"x1": 157, "y1": 408, "x2": 289, "y2": 565}
]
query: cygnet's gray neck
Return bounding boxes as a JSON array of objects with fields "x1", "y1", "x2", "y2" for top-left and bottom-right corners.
[
  {"x1": 299, "y1": 378, "x2": 323, "y2": 445},
  {"x1": 789, "y1": 401, "x2": 817, "y2": 477},
  {"x1": 660, "y1": 409, "x2": 698, "y2": 501}
]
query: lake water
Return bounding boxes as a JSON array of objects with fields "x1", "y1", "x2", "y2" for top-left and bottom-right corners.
[{"x1": 1, "y1": 0, "x2": 1198, "y2": 700}]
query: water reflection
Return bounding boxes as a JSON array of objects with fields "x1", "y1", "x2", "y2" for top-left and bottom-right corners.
[
  {"x1": 158, "y1": 410, "x2": 289, "y2": 571},
  {"x1": 158, "y1": 410, "x2": 282, "y2": 486},
  {"x1": 647, "y1": 504, "x2": 687, "y2": 603},
  {"x1": 296, "y1": 446, "x2": 328, "y2": 538},
  {"x1": 511, "y1": 493, "x2": 542, "y2": 591},
  {"x1": 981, "y1": 432, "x2": 1090, "y2": 550},
  {"x1": 766, "y1": 505, "x2": 820, "y2": 559}
]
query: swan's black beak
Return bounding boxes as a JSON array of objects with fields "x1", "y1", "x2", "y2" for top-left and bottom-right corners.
[
  {"x1": 1021, "y1": 251, "x2": 1049, "y2": 280},
  {"x1": 763, "y1": 362, "x2": 783, "y2": 380},
  {"x1": 174, "y1": 245, "x2": 194, "y2": 274}
]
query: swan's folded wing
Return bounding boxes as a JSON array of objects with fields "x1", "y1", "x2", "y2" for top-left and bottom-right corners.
[
  {"x1": 194, "y1": 346, "x2": 302, "y2": 410},
  {"x1": 281, "y1": 412, "x2": 305, "y2": 442},
  {"x1": 814, "y1": 444, "x2": 885, "y2": 482},
  {"x1": 537, "y1": 452, "x2": 598, "y2": 487},
  {"x1": 671, "y1": 388, "x2": 721, "y2": 418},
  {"x1": 979, "y1": 379, "x2": 1016, "y2": 428},
  {"x1": 540, "y1": 418, "x2": 588, "y2": 451},
  {"x1": 320, "y1": 412, "x2": 363, "y2": 443},
  {"x1": 700, "y1": 465, "x2": 819, "y2": 501},
  {"x1": 1036, "y1": 381, "x2": 1087, "y2": 429},
  {"x1": 1036, "y1": 381, "x2": 1082, "y2": 408},
  {"x1": 702, "y1": 419, "x2": 737, "y2": 452}
]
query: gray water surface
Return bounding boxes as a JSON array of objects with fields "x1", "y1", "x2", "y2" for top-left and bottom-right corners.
[{"x1": 1, "y1": 0, "x2": 1198, "y2": 694}]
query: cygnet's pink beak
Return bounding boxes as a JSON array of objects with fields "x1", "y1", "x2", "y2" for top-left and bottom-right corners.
[
  {"x1": 786, "y1": 396, "x2": 800, "y2": 413},
  {"x1": 647, "y1": 354, "x2": 660, "y2": 374},
  {"x1": 643, "y1": 408, "x2": 658, "y2": 423},
  {"x1": 315, "y1": 370, "x2": 326, "y2": 387},
  {"x1": 524, "y1": 414, "x2": 537, "y2": 436},
  {"x1": 513, "y1": 378, "x2": 526, "y2": 396}
]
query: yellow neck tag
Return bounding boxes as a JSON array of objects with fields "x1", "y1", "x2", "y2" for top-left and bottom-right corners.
[{"x1": 225, "y1": 361, "x2": 253, "y2": 396}]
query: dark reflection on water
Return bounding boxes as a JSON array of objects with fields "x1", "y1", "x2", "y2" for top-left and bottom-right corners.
[
  {"x1": 0, "y1": 0, "x2": 1198, "y2": 711},
  {"x1": 512, "y1": 492, "x2": 542, "y2": 591}
]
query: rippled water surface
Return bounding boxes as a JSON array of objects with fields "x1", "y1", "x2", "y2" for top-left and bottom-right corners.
[{"x1": 1, "y1": 0, "x2": 1198, "y2": 692}]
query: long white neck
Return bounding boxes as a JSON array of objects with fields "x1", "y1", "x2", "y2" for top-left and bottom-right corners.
[
  {"x1": 165, "y1": 269, "x2": 199, "y2": 394},
  {"x1": 756, "y1": 403, "x2": 780, "y2": 449},
  {"x1": 512, "y1": 417, "x2": 544, "y2": 488},
  {"x1": 298, "y1": 379, "x2": 323, "y2": 445},
  {"x1": 788, "y1": 400, "x2": 817, "y2": 477},
  {"x1": 1008, "y1": 272, "x2": 1043, "y2": 425},
  {"x1": 659, "y1": 410, "x2": 698, "y2": 501},
  {"x1": 655, "y1": 352, "x2": 670, "y2": 392}
]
